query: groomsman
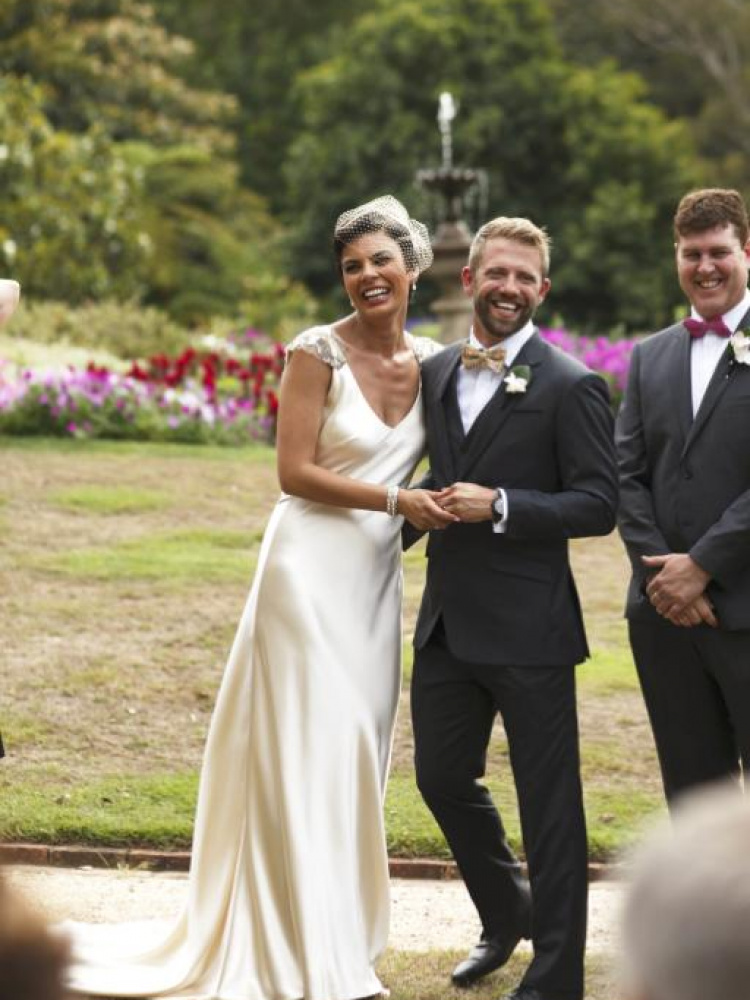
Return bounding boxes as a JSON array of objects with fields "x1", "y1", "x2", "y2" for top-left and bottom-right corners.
[
  {"x1": 617, "y1": 188, "x2": 750, "y2": 802},
  {"x1": 408, "y1": 217, "x2": 618, "y2": 1000}
]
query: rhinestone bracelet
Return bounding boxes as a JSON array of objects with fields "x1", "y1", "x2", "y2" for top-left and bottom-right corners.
[{"x1": 386, "y1": 484, "x2": 400, "y2": 517}]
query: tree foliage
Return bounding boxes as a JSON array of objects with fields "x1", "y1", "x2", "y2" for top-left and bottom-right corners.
[
  {"x1": 0, "y1": 0, "x2": 313, "y2": 327},
  {"x1": 149, "y1": 0, "x2": 367, "y2": 208},
  {"x1": 0, "y1": 0, "x2": 236, "y2": 151},
  {"x1": 548, "y1": 0, "x2": 750, "y2": 192},
  {"x1": 0, "y1": 76, "x2": 149, "y2": 302},
  {"x1": 127, "y1": 143, "x2": 315, "y2": 330},
  {"x1": 284, "y1": 0, "x2": 699, "y2": 332}
]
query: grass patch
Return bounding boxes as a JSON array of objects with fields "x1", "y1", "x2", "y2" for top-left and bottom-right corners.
[
  {"x1": 584, "y1": 786, "x2": 664, "y2": 860},
  {"x1": 0, "y1": 770, "x2": 197, "y2": 848},
  {"x1": 0, "y1": 709, "x2": 56, "y2": 748},
  {"x1": 385, "y1": 767, "x2": 657, "y2": 862},
  {"x1": 2, "y1": 436, "x2": 663, "y2": 857},
  {"x1": 385, "y1": 774, "x2": 452, "y2": 859},
  {"x1": 377, "y1": 951, "x2": 616, "y2": 1000},
  {"x1": 41, "y1": 528, "x2": 258, "y2": 582},
  {"x1": 579, "y1": 646, "x2": 639, "y2": 693},
  {"x1": 51, "y1": 485, "x2": 172, "y2": 515},
  {"x1": 0, "y1": 434, "x2": 275, "y2": 462}
]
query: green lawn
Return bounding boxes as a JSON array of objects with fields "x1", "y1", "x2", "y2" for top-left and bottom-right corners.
[{"x1": 0, "y1": 436, "x2": 664, "y2": 860}]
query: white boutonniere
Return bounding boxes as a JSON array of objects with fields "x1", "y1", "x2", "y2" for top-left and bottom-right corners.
[
  {"x1": 729, "y1": 328, "x2": 750, "y2": 365},
  {"x1": 504, "y1": 365, "x2": 532, "y2": 394}
]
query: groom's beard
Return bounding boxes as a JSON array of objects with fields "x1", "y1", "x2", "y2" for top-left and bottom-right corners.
[{"x1": 473, "y1": 292, "x2": 534, "y2": 341}]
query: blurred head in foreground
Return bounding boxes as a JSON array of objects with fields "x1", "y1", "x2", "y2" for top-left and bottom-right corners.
[
  {"x1": 0, "y1": 872, "x2": 70, "y2": 1000},
  {"x1": 621, "y1": 784, "x2": 750, "y2": 1000}
]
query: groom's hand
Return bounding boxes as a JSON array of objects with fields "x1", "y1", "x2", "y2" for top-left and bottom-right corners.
[{"x1": 436, "y1": 483, "x2": 495, "y2": 523}]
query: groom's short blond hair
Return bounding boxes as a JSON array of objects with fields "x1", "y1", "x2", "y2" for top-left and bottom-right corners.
[{"x1": 468, "y1": 217, "x2": 551, "y2": 277}]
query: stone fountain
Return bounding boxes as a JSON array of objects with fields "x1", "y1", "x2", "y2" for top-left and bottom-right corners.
[
  {"x1": 416, "y1": 93, "x2": 484, "y2": 343},
  {"x1": 0, "y1": 279, "x2": 20, "y2": 328}
]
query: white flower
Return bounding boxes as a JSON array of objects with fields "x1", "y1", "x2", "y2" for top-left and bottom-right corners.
[
  {"x1": 504, "y1": 372, "x2": 528, "y2": 393},
  {"x1": 730, "y1": 329, "x2": 750, "y2": 366}
]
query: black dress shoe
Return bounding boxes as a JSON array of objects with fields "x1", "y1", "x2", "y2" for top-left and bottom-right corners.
[
  {"x1": 501, "y1": 987, "x2": 579, "y2": 1000},
  {"x1": 451, "y1": 932, "x2": 524, "y2": 987}
]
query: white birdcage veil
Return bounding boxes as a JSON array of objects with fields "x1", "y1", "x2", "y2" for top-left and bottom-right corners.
[{"x1": 333, "y1": 195, "x2": 433, "y2": 275}]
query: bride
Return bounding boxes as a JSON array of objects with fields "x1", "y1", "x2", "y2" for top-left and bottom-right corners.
[{"x1": 64, "y1": 195, "x2": 455, "y2": 1000}]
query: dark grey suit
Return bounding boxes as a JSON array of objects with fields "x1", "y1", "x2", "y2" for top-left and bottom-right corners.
[
  {"x1": 617, "y1": 312, "x2": 750, "y2": 798},
  {"x1": 410, "y1": 332, "x2": 618, "y2": 1000}
]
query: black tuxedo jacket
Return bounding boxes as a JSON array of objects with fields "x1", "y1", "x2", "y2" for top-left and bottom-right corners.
[
  {"x1": 617, "y1": 312, "x2": 750, "y2": 630},
  {"x1": 410, "y1": 332, "x2": 618, "y2": 666}
]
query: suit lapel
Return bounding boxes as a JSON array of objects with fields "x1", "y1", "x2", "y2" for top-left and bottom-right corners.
[
  {"x1": 457, "y1": 332, "x2": 545, "y2": 478},
  {"x1": 682, "y1": 306, "x2": 750, "y2": 457},
  {"x1": 672, "y1": 324, "x2": 693, "y2": 447},
  {"x1": 428, "y1": 344, "x2": 462, "y2": 482}
]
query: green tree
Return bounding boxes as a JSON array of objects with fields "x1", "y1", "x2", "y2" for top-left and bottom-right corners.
[
  {"x1": 284, "y1": 0, "x2": 700, "y2": 332},
  {"x1": 547, "y1": 0, "x2": 750, "y2": 192},
  {"x1": 126, "y1": 143, "x2": 314, "y2": 329},
  {"x1": 0, "y1": 0, "x2": 312, "y2": 326},
  {"x1": 606, "y1": 0, "x2": 750, "y2": 166},
  {"x1": 545, "y1": 0, "x2": 705, "y2": 120},
  {"x1": 149, "y1": 0, "x2": 367, "y2": 208},
  {"x1": 0, "y1": 76, "x2": 149, "y2": 302},
  {"x1": 0, "y1": 0, "x2": 236, "y2": 151}
]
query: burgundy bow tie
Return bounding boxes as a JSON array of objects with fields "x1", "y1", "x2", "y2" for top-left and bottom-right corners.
[{"x1": 684, "y1": 316, "x2": 731, "y2": 339}]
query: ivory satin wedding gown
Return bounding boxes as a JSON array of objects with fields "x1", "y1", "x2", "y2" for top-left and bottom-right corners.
[{"x1": 64, "y1": 326, "x2": 439, "y2": 1000}]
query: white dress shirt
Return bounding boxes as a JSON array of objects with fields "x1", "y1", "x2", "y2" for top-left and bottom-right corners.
[
  {"x1": 690, "y1": 289, "x2": 750, "y2": 415},
  {"x1": 456, "y1": 322, "x2": 535, "y2": 531}
]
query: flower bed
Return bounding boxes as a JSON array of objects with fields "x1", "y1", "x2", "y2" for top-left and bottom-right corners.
[
  {"x1": 539, "y1": 327, "x2": 635, "y2": 408},
  {"x1": 0, "y1": 325, "x2": 635, "y2": 444},
  {"x1": 0, "y1": 329, "x2": 283, "y2": 445}
]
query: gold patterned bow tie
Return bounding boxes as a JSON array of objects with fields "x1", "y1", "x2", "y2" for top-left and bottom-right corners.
[{"x1": 460, "y1": 342, "x2": 507, "y2": 374}]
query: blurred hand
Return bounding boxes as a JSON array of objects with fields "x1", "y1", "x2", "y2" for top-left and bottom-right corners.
[
  {"x1": 398, "y1": 489, "x2": 459, "y2": 531},
  {"x1": 664, "y1": 593, "x2": 718, "y2": 628},
  {"x1": 435, "y1": 482, "x2": 495, "y2": 523},
  {"x1": 643, "y1": 553, "x2": 710, "y2": 616}
]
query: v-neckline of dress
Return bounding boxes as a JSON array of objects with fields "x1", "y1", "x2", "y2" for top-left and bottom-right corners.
[{"x1": 329, "y1": 328, "x2": 422, "y2": 431}]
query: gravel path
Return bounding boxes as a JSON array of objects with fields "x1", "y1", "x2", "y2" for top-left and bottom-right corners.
[{"x1": 7, "y1": 864, "x2": 622, "y2": 954}]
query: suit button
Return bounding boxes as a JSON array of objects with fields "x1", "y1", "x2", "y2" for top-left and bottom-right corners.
[{"x1": 683, "y1": 468, "x2": 693, "y2": 480}]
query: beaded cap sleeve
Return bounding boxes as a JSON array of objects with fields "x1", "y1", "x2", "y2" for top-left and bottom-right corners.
[
  {"x1": 285, "y1": 326, "x2": 346, "y2": 370},
  {"x1": 410, "y1": 335, "x2": 444, "y2": 363}
]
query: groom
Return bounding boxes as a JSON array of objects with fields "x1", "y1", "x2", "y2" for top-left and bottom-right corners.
[{"x1": 407, "y1": 217, "x2": 618, "y2": 1000}]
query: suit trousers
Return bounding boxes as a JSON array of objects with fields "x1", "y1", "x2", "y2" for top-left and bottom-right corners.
[
  {"x1": 411, "y1": 623, "x2": 587, "y2": 999},
  {"x1": 630, "y1": 619, "x2": 750, "y2": 801}
]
